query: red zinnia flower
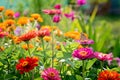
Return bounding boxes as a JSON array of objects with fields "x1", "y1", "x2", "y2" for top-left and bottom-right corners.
[
  {"x1": 98, "y1": 70, "x2": 120, "y2": 80},
  {"x1": 19, "y1": 30, "x2": 37, "y2": 41},
  {"x1": 37, "y1": 28, "x2": 50, "y2": 37},
  {"x1": 16, "y1": 57, "x2": 38, "y2": 74},
  {"x1": 41, "y1": 67, "x2": 61, "y2": 80}
]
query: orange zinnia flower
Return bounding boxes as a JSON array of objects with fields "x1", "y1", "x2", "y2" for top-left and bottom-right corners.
[
  {"x1": 0, "y1": 6, "x2": 4, "y2": 12},
  {"x1": 16, "y1": 56, "x2": 38, "y2": 74},
  {"x1": 19, "y1": 30, "x2": 37, "y2": 41},
  {"x1": 4, "y1": 19, "x2": 15, "y2": 27},
  {"x1": 37, "y1": 28, "x2": 50, "y2": 37},
  {"x1": 22, "y1": 44, "x2": 34, "y2": 50},
  {"x1": 43, "y1": 36, "x2": 51, "y2": 42},
  {"x1": 17, "y1": 17, "x2": 28, "y2": 26},
  {"x1": 5, "y1": 9, "x2": 14, "y2": 18},
  {"x1": 0, "y1": 23, "x2": 6, "y2": 30},
  {"x1": 98, "y1": 70, "x2": 120, "y2": 80},
  {"x1": 31, "y1": 13, "x2": 40, "y2": 20}
]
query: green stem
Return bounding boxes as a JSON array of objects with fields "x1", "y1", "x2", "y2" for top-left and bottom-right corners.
[
  {"x1": 82, "y1": 60, "x2": 86, "y2": 80},
  {"x1": 32, "y1": 70, "x2": 34, "y2": 80},
  {"x1": 26, "y1": 41, "x2": 31, "y2": 56},
  {"x1": 51, "y1": 29, "x2": 54, "y2": 68},
  {"x1": 100, "y1": 61, "x2": 103, "y2": 71},
  {"x1": 41, "y1": 38, "x2": 45, "y2": 63}
]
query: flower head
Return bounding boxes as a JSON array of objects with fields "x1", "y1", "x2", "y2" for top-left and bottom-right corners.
[
  {"x1": 53, "y1": 15, "x2": 61, "y2": 23},
  {"x1": 64, "y1": 11, "x2": 75, "y2": 21},
  {"x1": 43, "y1": 9, "x2": 61, "y2": 15},
  {"x1": 0, "y1": 6, "x2": 4, "y2": 12},
  {"x1": 76, "y1": 39, "x2": 94, "y2": 45},
  {"x1": 72, "y1": 48, "x2": 94, "y2": 60},
  {"x1": 94, "y1": 52, "x2": 113, "y2": 61},
  {"x1": 16, "y1": 57, "x2": 38, "y2": 74},
  {"x1": 97, "y1": 70, "x2": 120, "y2": 80},
  {"x1": 54, "y1": 4, "x2": 61, "y2": 9},
  {"x1": 14, "y1": 12, "x2": 20, "y2": 18},
  {"x1": 37, "y1": 28, "x2": 50, "y2": 37},
  {"x1": 17, "y1": 17, "x2": 28, "y2": 26},
  {"x1": 14, "y1": 27, "x2": 22, "y2": 36},
  {"x1": 77, "y1": 0, "x2": 86, "y2": 6},
  {"x1": 5, "y1": 9, "x2": 14, "y2": 18},
  {"x1": 41, "y1": 68, "x2": 61, "y2": 80},
  {"x1": 19, "y1": 30, "x2": 37, "y2": 41}
]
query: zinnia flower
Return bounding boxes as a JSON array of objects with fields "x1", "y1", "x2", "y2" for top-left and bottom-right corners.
[
  {"x1": 14, "y1": 27, "x2": 22, "y2": 36},
  {"x1": 94, "y1": 52, "x2": 113, "y2": 61},
  {"x1": 37, "y1": 28, "x2": 50, "y2": 37},
  {"x1": 14, "y1": 12, "x2": 20, "y2": 18},
  {"x1": 16, "y1": 57, "x2": 38, "y2": 74},
  {"x1": 0, "y1": 28, "x2": 8, "y2": 38},
  {"x1": 43, "y1": 9, "x2": 61, "y2": 15},
  {"x1": 77, "y1": 0, "x2": 86, "y2": 6},
  {"x1": 19, "y1": 30, "x2": 37, "y2": 41},
  {"x1": 53, "y1": 15, "x2": 61, "y2": 23},
  {"x1": 41, "y1": 67, "x2": 61, "y2": 80},
  {"x1": 72, "y1": 47, "x2": 94, "y2": 60},
  {"x1": 5, "y1": 9, "x2": 14, "y2": 18},
  {"x1": 97, "y1": 70, "x2": 120, "y2": 80},
  {"x1": 76, "y1": 39, "x2": 94, "y2": 45},
  {"x1": 54, "y1": 4, "x2": 61, "y2": 9},
  {"x1": 0, "y1": 6, "x2": 4, "y2": 12},
  {"x1": 64, "y1": 11, "x2": 75, "y2": 21},
  {"x1": 17, "y1": 17, "x2": 28, "y2": 26}
]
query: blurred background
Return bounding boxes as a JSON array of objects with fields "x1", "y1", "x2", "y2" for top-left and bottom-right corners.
[{"x1": 0, "y1": 0, "x2": 120, "y2": 56}]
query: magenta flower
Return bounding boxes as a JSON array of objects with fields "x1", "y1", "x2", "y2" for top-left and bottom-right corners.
[
  {"x1": 77, "y1": 0, "x2": 86, "y2": 6},
  {"x1": 114, "y1": 58, "x2": 120, "y2": 66},
  {"x1": 94, "y1": 52, "x2": 113, "y2": 61},
  {"x1": 64, "y1": 11, "x2": 75, "y2": 21},
  {"x1": 43, "y1": 9, "x2": 61, "y2": 15},
  {"x1": 41, "y1": 68, "x2": 61, "y2": 80},
  {"x1": 53, "y1": 15, "x2": 61, "y2": 23},
  {"x1": 76, "y1": 39, "x2": 94, "y2": 45},
  {"x1": 72, "y1": 48, "x2": 94, "y2": 60},
  {"x1": 14, "y1": 12, "x2": 20, "y2": 18},
  {"x1": 54, "y1": 4, "x2": 61, "y2": 9}
]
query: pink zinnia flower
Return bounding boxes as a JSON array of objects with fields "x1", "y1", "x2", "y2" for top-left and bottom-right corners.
[
  {"x1": 37, "y1": 28, "x2": 50, "y2": 37},
  {"x1": 53, "y1": 15, "x2": 61, "y2": 23},
  {"x1": 76, "y1": 39, "x2": 94, "y2": 45},
  {"x1": 0, "y1": 28, "x2": 8, "y2": 38},
  {"x1": 94, "y1": 52, "x2": 113, "y2": 61},
  {"x1": 77, "y1": 0, "x2": 86, "y2": 6},
  {"x1": 14, "y1": 12, "x2": 20, "y2": 18},
  {"x1": 41, "y1": 68, "x2": 61, "y2": 80},
  {"x1": 64, "y1": 11, "x2": 75, "y2": 21},
  {"x1": 43, "y1": 9, "x2": 61, "y2": 15},
  {"x1": 54, "y1": 4, "x2": 61, "y2": 9},
  {"x1": 72, "y1": 48, "x2": 94, "y2": 60}
]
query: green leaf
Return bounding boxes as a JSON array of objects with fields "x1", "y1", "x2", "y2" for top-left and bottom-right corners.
[
  {"x1": 76, "y1": 75, "x2": 83, "y2": 80},
  {"x1": 86, "y1": 59, "x2": 97, "y2": 70}
]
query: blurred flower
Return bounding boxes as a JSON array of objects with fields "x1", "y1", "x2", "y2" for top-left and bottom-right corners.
[
  {"x1": 4, "y1": 19, "x2": 15, "y2": 27},
  {"x1": 23, "y1": 10, "x2": 29, "y2": 16},
  {"x1": 0, "y1": 29, "x2": 8, "y2": 38},
  {"x1": 64, "y1": 11, "x2": 75, "y2": 21},
  {"x1": 53, "y1": 15, "x2": 61, "y2": 23},
  {"x1": 36, "y1": 23, "x2": 40, "y2": 30},
  {"x1": 41, "y1": 68, "x2": 61, "y2": 80},
  {"x1": 37, "y1": 28, "x2": 50, "y2": 37},
  {"x1": 0, "y1": 6, "x2": 4, "y2": 12},
  {"x1": 43, "y1": 9, "x2": 61, "y2": 15},
  {"x1": 0, "y1": 23, "x2": 6, "y2": 30},
  {"x1": 64, "y1": 31, "x2": 80, "y2": 40},
  {"x1": 19, "y1": 30, "x2": 37, "y2": 41},
  {"x1": 16, "y1": 57, "x2": 38, "y2": 74},
  {"x1": 37, "y1": 47, "x2": 43, "y2": 51},
  {"x1": 14, "y1": 12, "x2": 20, "y2": 18},
  {"x1": 72, "y1": 48, "x2": 94, "y2": 60},
  {"x1": 31, "y1": 13, "x2": 43, "y2": 22},
  {"x1": 97, "y1": 70, "x2": 120, "y2": 80},
  {"x1": 0, "y1": 46, "x2": 4, "y2": 52},
  {"x1": 76, "y1": 39, "x2": 94, "y2": 45},
  {"x1": 17, "y1": 17, "x2": 28, "y2": 26},
  {"x1": 5, "y1": 9, "x2": 14, "y2": 18},
  {"x1": 77, "y1": 44, "x2": 83, "y2": 49},
  {"x1": 54, "y1": 4, "x2": 61, "y2": 9},
  {"x1": 77, "y1": 0, "x2": 86, "y2": 6},
  {"x1": 22, "y1": 44, "x2": 34, "y2": 50},
  {"x1": 14, "y1": 27, "x2": 21, "y2": 36},
  {"x1": 54, "y1": 29, "x2": 63, "y2": 36},
  {"x1": 114, "y1": 58, "x2": 120, "y2": 66},
  {"x1": 43, "y1": 36, "x2": 51, "y2": 42},
  {"x1": 94, "y1": 52, "x2": 113, "y2": 61},
  {"x1": 13, "y1": 36, "x2": 21, "y2": 44}
]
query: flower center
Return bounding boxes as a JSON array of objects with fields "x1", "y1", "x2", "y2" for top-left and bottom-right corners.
[
  {"x1": 79, "y1": 51, "x2": 87, "y2": 56},
  {"x1": 22, "y1": 61, "x2": 28, "y2": 67},
  {"x1": 49, "y1": 72, "x2": 55, "y2": 77}
]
